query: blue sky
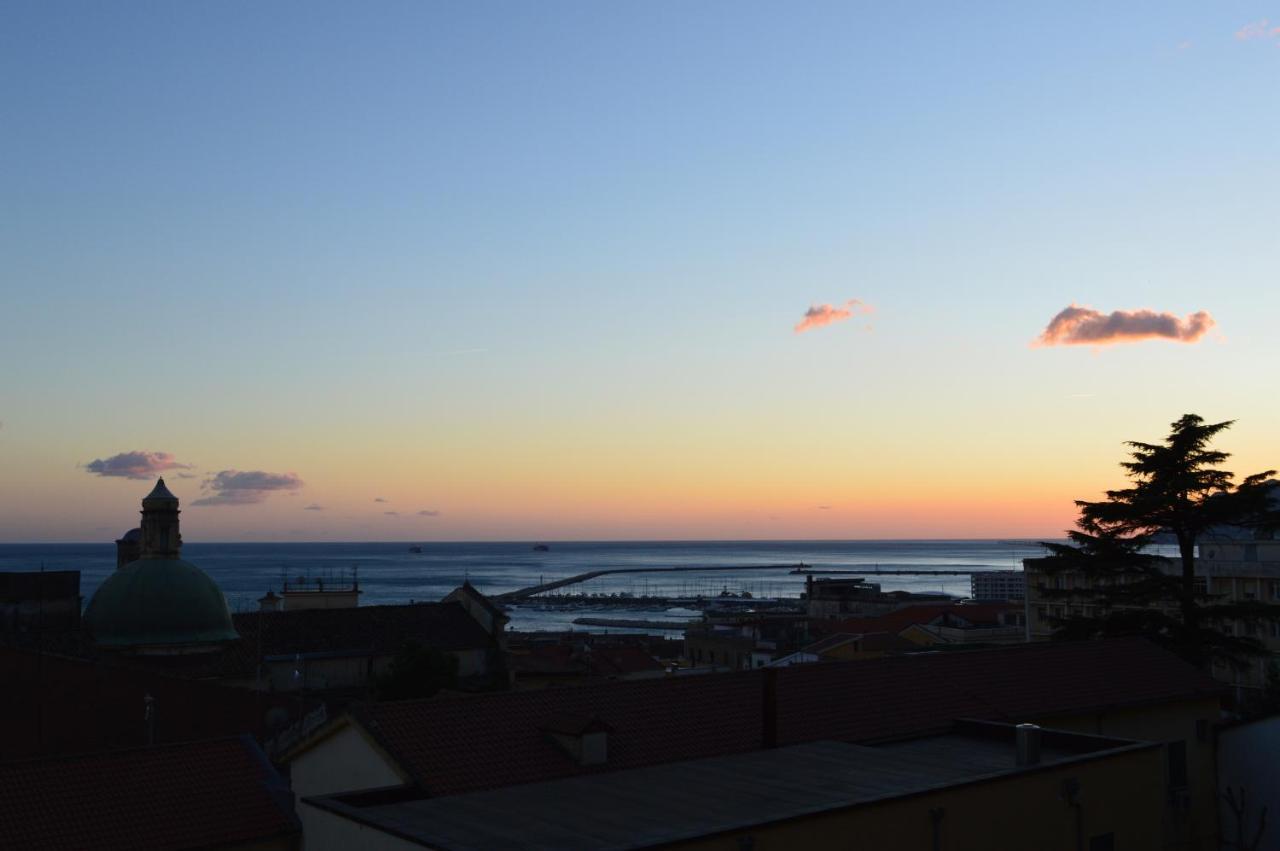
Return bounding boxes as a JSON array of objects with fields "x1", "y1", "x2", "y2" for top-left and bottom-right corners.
[{"x1": 2, "y1": 2, "x2": 1278, "y2": 540}]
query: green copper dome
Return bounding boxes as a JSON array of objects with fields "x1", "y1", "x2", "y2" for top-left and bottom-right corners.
[{"x1": 84, "y1": 558, "x2": 238, "y2": 648}]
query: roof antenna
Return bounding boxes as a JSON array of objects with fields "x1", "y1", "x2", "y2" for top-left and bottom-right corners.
[{"x1": 144, "y1": 693, "x2": 155, "y2": 746}]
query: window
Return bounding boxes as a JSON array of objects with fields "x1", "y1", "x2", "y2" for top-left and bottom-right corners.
[
  {"x1": 1245, "y1": 544, "x2": 1258, "y2": 563},
  {"x1": 1088, "y1": 834, "x2": 1115, "y2": 851},
  {"x1": 1193, "y1": 577, "x2": 1207, "y2": 596},
  {"x1": 1166, "y1": 741, "x2": 1188, "y2": 789}
]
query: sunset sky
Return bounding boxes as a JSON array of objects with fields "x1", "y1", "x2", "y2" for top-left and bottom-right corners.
[{"x1": 3, "y1": 3, "x2": 1279, "y2": 541}]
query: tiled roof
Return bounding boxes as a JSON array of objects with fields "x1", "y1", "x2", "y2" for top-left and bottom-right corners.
[
  {"x1": 0, "y1": 645, "x2": 307, "y2": 760},
  {"x1": 352, "y1": 670, "x2": 766, "y2": 796},
  {"x1": 342, "y1": 637, "x2": 1219, "y2": 796},
  {"x1": 588, "y1": 645, "x2": 664, "y2": 676},
  {"x1": 811, "y1": 602, "x2": 1019, "y2": 637},
  {"x1": 452, "y1": 581, "x2": 510, "y2": 623},
  {"x1": 508, "y1": 643, "x2": 665, "y2": 678},
  {"x1": 773, "y1": 637, "x2": 1222, "y2": 746},
  {"x1": 0, "y1": 736, "x2": 300, "y2": 851},
  {"x1": 801, "y1": 631, "x2": 914, "y2": 655}
]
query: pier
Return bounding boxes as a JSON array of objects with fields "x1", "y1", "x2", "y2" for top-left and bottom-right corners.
[
  {"x1": 492, "y1": 564, "x2": 803, "y2": 601},
  {"x1": 493, "y1": 564, "x2": 990, "y2": 602}
]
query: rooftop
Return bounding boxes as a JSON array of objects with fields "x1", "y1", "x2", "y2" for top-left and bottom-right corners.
[
  {"x1": 327, "y1": 637, "x2": 1220, "y2": 797},
  {"x1": 0, "y1": 644, "x2": 309, "y2": 759},
  {"x1": 0, "y1": 570, "x2": 80, "y2": 603},
  {"x1": 229, "y1": 600, "x2": 493, "y2": 665},
  {"x1": 811, "y1": 601, "x2": 1020, "y2": 638},
  {"x1": 306, "y1": 723, "x2": 1153, "y2": 851},
  {"x1": 0, "y1": 736, "x2": 300, "y2": 851}
]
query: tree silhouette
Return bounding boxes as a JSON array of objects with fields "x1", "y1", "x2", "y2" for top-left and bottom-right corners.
[
  {"x1": 375, "y1": 641, "x2": 458, "y2": 701},
  {"x1": 1039, "y1": 414, "x2": 1279, "y2": 668}
]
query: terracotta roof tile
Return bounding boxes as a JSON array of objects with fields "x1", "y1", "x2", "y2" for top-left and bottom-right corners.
[
  {"x1": 343, "y1": 638, "x2": 1219, "y2": 796},
  {"x1": 354, "y1": 672, "x2": 765, "y2": 796},
  {"x1": 0, "y1": 646, "x2": 306, "y2": 760},
  {"x1": 0, "y1": 736, "x2": 299, "y2": 851},
  {"x1": 812, "y1": 602, "x2": 1020, "y2": 637}
]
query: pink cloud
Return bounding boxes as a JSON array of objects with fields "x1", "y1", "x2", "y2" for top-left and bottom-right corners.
[
  {"x1": 192, "y1": 469, "x2": 304, "y2": 506},
  {"x1": 1235, "y1": 19, "x2": 1280, "y2": 41},
  {"x1": 84, "y1": 450, "x2": 192, "y2": 480},
  {"x1": 794, "y1": 299, "x2": 873, "y2": 334},
  {"x1": 1034, "y1": 304, "x2": 1215, "y2": 347}
]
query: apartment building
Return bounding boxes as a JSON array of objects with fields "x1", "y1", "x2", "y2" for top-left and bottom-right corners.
[{"x1": 1024, "y1": 538, "x2": 1280, "y2": 695}]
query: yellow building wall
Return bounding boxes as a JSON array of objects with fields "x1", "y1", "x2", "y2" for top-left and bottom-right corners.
[
  {"x1": 289, "y1": 723, "x2": 405, "y2": 801},
  {"x1": 665, "y1": 745, "x2": 1165, "y2": 851},
  {"x1": 298, "y1": 803, "x2": 419, "y2": 851},
  {"x1": 1036, "y1": 697, "x2": 1220, "y2": 851}
]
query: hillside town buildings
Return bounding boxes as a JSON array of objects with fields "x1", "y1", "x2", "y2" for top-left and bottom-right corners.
[{"x1": 3, "y1": 479, "x2": 1278, "y2": 848}]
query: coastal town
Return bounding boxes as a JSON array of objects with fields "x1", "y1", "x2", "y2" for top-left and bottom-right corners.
[
  {"x1": 6, "y1": 4, "x2": 1280, "y2": 849},
  {"x1": 2, "y1": 459, "x2": 1277, "y2": 850}
]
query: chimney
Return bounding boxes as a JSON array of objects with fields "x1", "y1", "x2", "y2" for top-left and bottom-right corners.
[
  {"x1": 543, "y1": 716, "x2": 611, "y2": 766},
  {"x1": 1016, "y1": 723, "x2": 1041, "y2": 767}
]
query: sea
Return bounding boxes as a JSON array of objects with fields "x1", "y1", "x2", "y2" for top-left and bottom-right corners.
[{"x1": 0, "y1": 540, "x2": 1055, "y2": 634}]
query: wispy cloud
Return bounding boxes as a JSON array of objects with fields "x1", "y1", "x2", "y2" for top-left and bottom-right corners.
[
  {"x1": 304, "y1": 503, "x2": 325, "y2": 511},
  {"x1": 192, "y1": 470, "x2": 304, "y2": 506},
  {"x1": 1034, "y1": 304, "x2": 1215, "y2": 347},
  {"x1": 84, "y1": 450, "x2": 192, "y2": 480},
  {"x1": 417, "y1": 509, "x2": 440, "y2": 517},
  {"x1": 383, "y1": 511, "x2": 399, "y2": 516},
  {"x1": 374, "y1": 497, "x2": 389, "y2": 503},
  {"x1": 1236, "y1": 19, "x2": 1280, "y2": 41},
  {"x1": 794, "y1": 299, "x2": 873, "y2": 334}
]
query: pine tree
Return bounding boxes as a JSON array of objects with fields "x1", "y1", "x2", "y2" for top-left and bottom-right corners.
[{"x1": 1039, "y1": 414, "x2": 1279, "y2": 668}]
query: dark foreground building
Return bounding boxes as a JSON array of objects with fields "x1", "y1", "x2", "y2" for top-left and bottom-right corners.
[{"x1": 286, "y1": 638, "x2": 1223, "y2": 850}]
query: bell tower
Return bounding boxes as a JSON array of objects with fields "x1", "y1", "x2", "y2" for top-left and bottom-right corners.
[{"x1": 140, "y1": 478, "x2": 182, "y2": 559}]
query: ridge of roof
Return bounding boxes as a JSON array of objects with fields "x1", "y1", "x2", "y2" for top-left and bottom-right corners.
[{"x1": 336, "y1": 638, "x2": 1220, "y2": 797}]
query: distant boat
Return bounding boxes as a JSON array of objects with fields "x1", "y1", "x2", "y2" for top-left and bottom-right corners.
[
  {"x1": 532, "y1": 544, "x2": 550, "y2": 552},
  {"x1": 408, "y1": 546, "x2": 422, "y2": 554}
]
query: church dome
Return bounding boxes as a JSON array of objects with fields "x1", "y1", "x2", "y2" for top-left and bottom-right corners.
[
  {"x1": 85, "y1": 478, "x2": 238, "y2": 651},
  {"x1": 84, "y1": 558, "x2": 238, "y2": 648}
]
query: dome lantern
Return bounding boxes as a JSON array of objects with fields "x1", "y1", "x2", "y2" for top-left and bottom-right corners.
[{"x1": 85, "y1": 480, "x2": 237, "y2": 654}]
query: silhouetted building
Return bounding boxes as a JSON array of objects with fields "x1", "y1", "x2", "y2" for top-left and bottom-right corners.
[
  {"x1": 0, "y1": 736, "x2": 301, "y2": 851},
  {"x1": 1025, "y1": 540, "x2": 1280, "y2": 696},
  {"x1": 0, "y1": 570, "x2": 80, "y2": 633},
  {"x1": 284, "y1": 638, "x2": 1223, "y2": 850},
  {"x1": 257, "y1": 571, "x2": 362, "y2": 612},
  {"x1": 804, "y1": 575, "x2": 952, "y2": 618},
  {"x1": 227, "y1": 589, "x2": 507, "y2": 693},
  {"x1": 83, "y1": 479, "x2": 238, "y2": 655},
  {"x1": 970, "y1": 569, "x2": 1026, "y2": 601},
  {"x1": 114, "y1": 527, "x2": 141, "y2": 570}
]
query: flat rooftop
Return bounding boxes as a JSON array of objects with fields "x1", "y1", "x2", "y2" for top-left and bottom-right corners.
[{"x1": 305, "y1": 723, "x2": 1152, "y2": 851}]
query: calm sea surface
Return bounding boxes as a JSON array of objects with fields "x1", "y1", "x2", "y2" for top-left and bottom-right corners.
[{"x1": 0, "y1": 540, "x2": 1056, "y2": 633}]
